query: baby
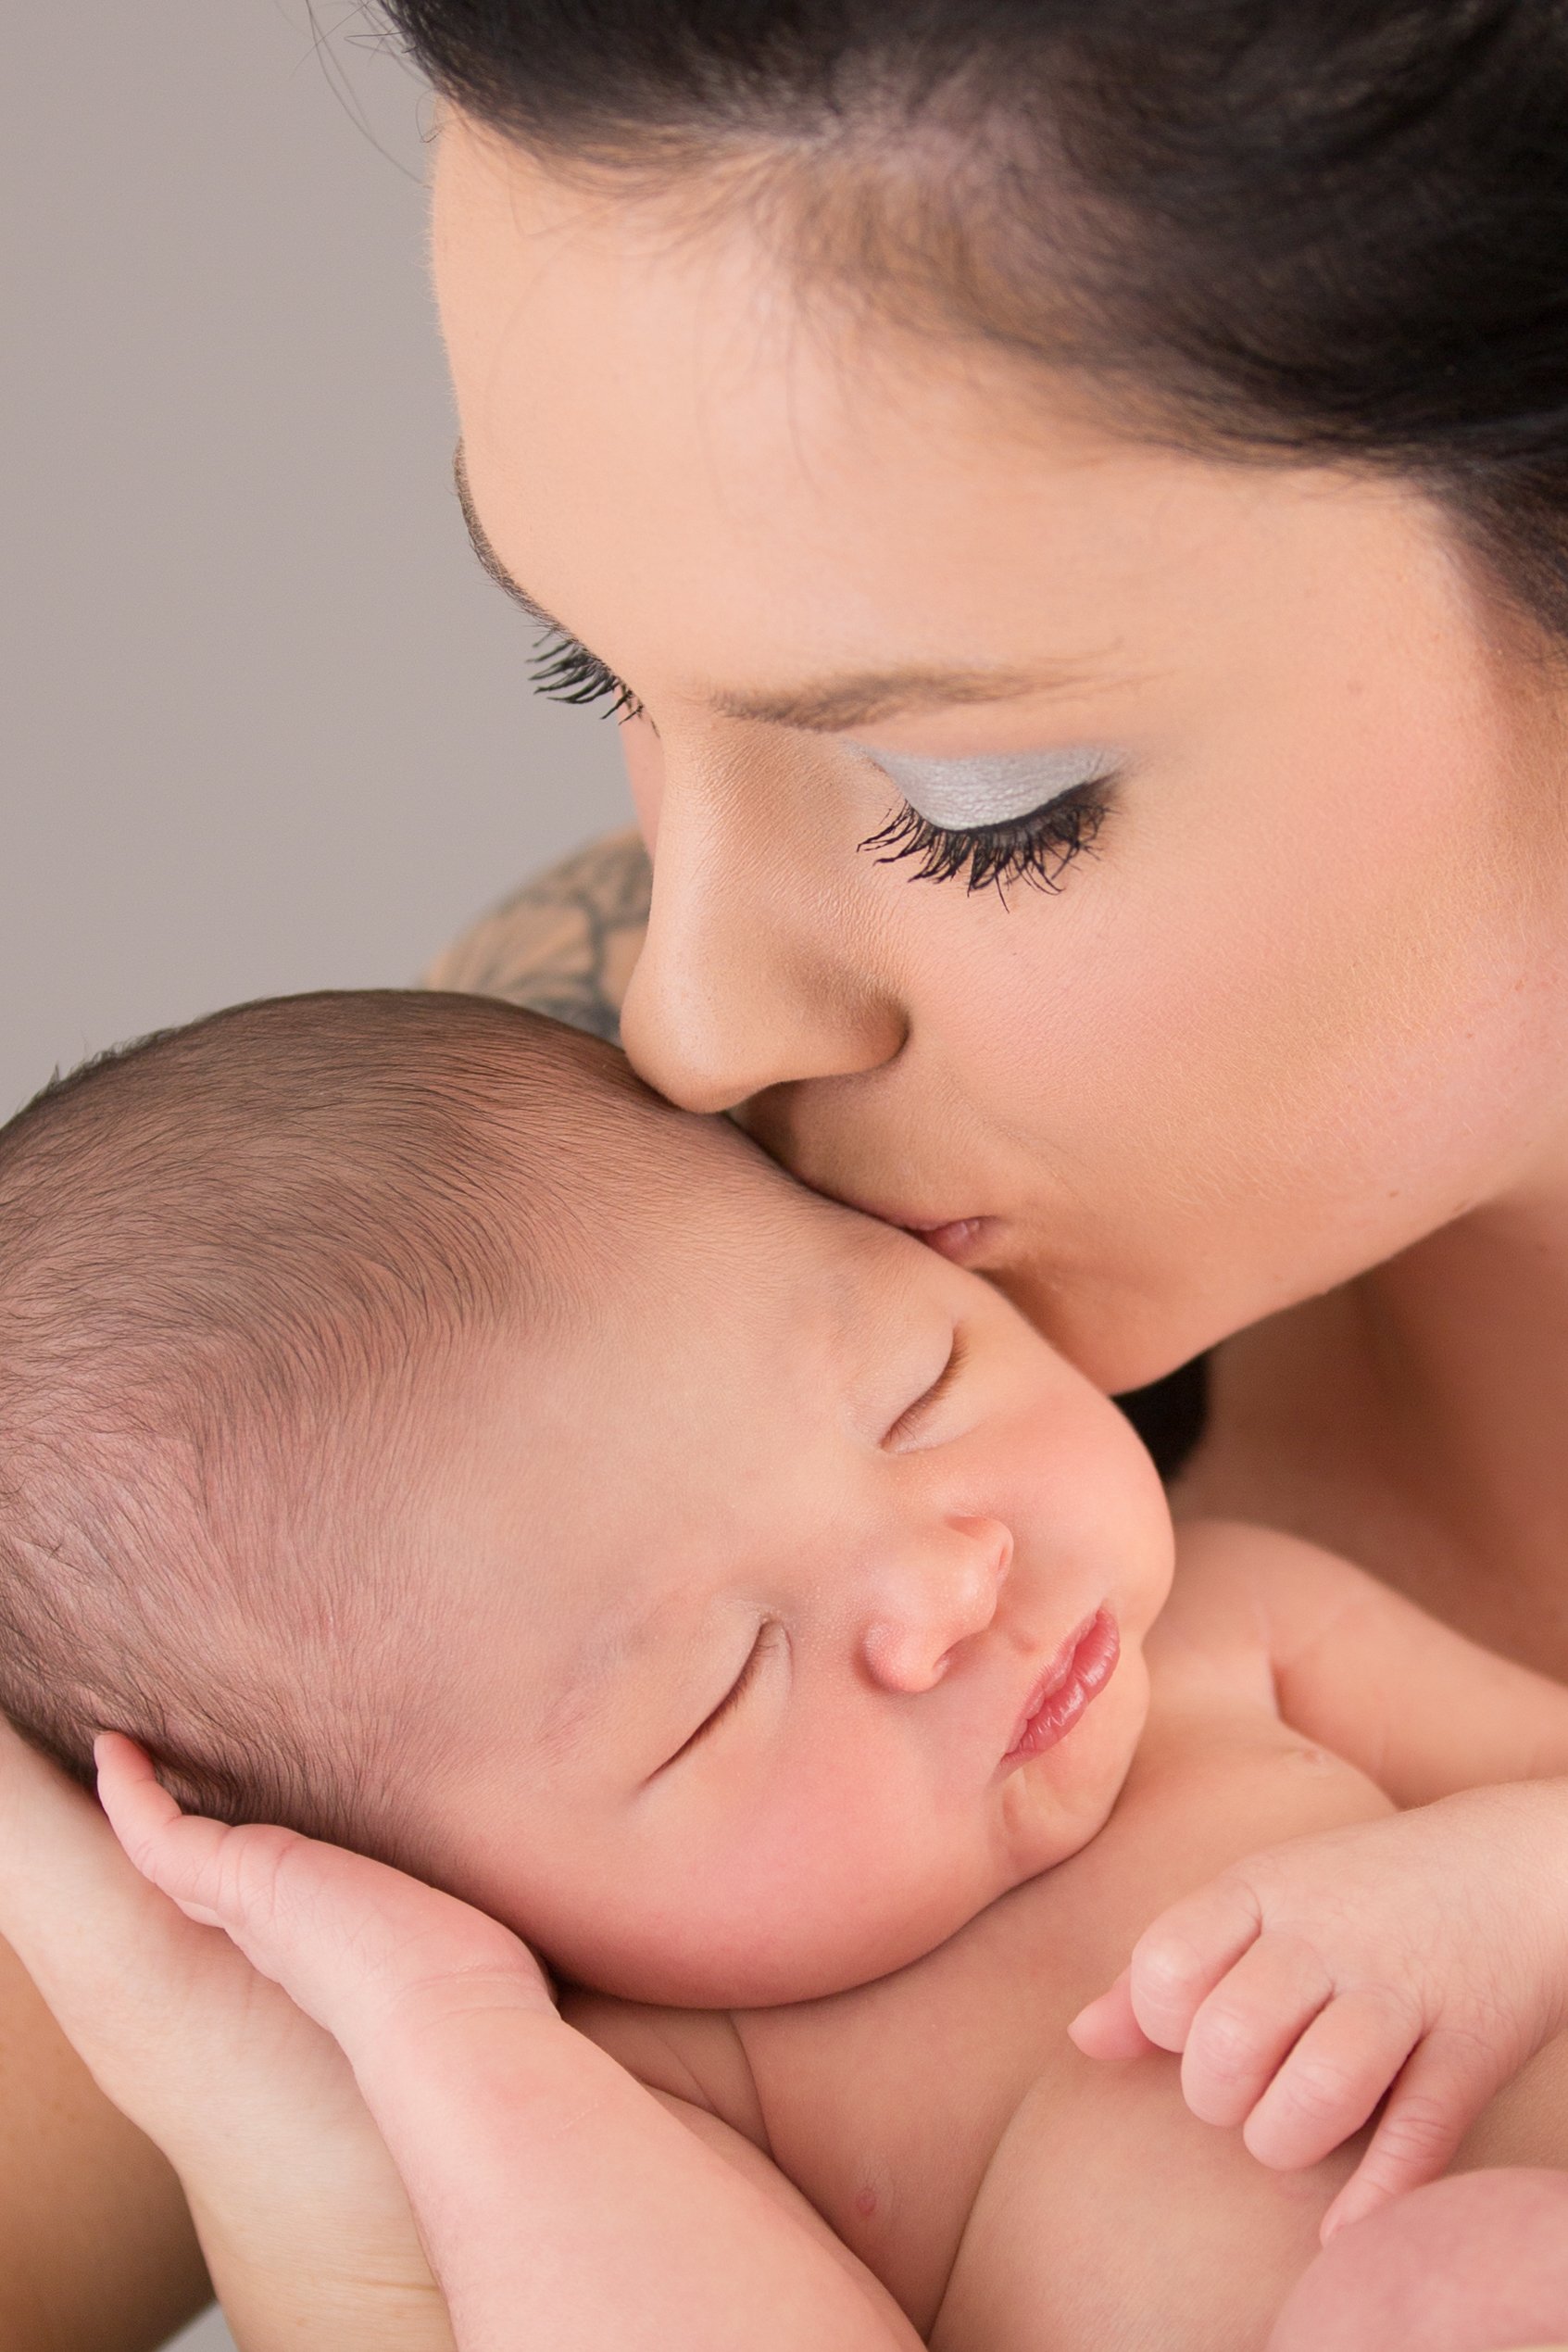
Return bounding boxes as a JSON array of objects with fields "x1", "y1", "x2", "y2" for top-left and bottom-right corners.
[{"x1": 5, "y1": 987, "x2": 1568, "y2": 2352}]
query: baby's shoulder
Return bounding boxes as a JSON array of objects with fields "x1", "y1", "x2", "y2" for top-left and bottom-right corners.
[
  {"x1": 558, "y1": 1987, "x2": 928, "y2": 2333},
  {"x1": 1154, "y1": 1518, "x2": 1375, "y2": 1704},
  {"x1": 558, "y1": 1988, "x2": 769, "y2": 2147}
]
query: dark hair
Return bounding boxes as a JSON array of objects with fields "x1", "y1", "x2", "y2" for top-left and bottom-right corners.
[
  {"x1": 383, "y1": 0, "x2": 1568, "y2": 636},
  {"x1": 0, "y1": 988, "x2": 649, "y2": 1855}
]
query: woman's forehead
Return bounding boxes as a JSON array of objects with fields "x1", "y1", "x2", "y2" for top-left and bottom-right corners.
[
  {"x1": 428, "y1": 110, "x2": 1472, "y2": 805},
  {"x1": 431, "y1": 119, "x2": 1163, "y2": 620}
]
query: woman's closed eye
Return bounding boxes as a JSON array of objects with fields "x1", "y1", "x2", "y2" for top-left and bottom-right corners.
[
  {"x1": 852, "y1": 742, "x2": 1123, "y2": 897},
  {"x1": 529, "y1": 624, "x2": 645, "y2": 723},
  {"x1": 861, "y1": 788, "x2": 1111, "y2": 896}
]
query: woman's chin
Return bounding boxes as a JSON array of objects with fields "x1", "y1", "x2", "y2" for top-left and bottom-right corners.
[{"x1": 982, "y1": 1254, "x2": 1219, "y2": 1400}]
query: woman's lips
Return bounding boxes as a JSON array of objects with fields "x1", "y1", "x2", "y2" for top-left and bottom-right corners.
[
  {"x1": 1003, "y1": 1608, "x2": 1121, "y2": 1764},
  {"x1": 809, "y1": 1180, "x2": 998, "y2": 1262}
]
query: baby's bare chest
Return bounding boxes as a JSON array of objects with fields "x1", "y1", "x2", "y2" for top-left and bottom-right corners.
[{"x1": 738, "y1": 1704, "x2": 1392, "y2": 2346}]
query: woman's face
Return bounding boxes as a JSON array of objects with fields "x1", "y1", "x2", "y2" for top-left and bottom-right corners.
[{"x1": 430, "y1": 112, "x2": 1568, "y2": 1392}]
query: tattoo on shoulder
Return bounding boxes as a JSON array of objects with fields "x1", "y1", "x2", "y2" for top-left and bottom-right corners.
[{"x1": 422, "y1": 830, "x2": 652, "y2": 1045}]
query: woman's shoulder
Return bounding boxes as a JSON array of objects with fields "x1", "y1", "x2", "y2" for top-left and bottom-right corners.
[{"x1": 423, "y1": 828, "x2": 651, "y2": 1042}]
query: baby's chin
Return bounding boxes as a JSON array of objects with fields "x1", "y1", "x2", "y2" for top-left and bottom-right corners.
[
  {"x1": 993, "y1": 1644, "x2": 1151, "y2": 1889},
  {"x1": 581, "y1": 1916, "x2": 1005, "y2": 2014}
]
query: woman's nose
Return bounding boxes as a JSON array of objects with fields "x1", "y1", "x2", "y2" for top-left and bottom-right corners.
[
  {"x1": 861, "y1": 1518, "x2": 1015, "y2": 1695},
  {"x1": 616, "y1": 742, "x2": 907, "y2": 1115}
]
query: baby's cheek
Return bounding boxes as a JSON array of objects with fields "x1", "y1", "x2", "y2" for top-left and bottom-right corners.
[{"x1": 704, "y1": 1760, "x2": 971, "y2": 2001}]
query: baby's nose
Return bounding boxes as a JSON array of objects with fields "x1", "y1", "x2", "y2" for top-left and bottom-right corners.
[{"x1": 862, "y1": 1517, "x2": 1013, "y2": 1694}]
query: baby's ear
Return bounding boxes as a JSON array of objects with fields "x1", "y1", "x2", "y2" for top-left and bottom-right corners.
[{"x1": 1066, "y1": 1970, "x2": 1158, "y2": 2062}]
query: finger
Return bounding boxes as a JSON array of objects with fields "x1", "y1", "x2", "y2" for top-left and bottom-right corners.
[
  {"x1": 1243, "y1": 1986, "x2": 1423, "y2": 2173},
  {"x1": 95, "y1": 1741, "x2": 388, "y2": 2033},
  {"x1": 1127, "y1": 1874, "x2": 1265, "y2": 2051},
  {"x1": 94, "y1": 1731, "x2": 252, "y2": 1929},
  {"x1": 0, "y1": 1718, "x2": 223, "y2": 2019},
  {"x1": 1068, "y1": 1970, "x2": 1160, "y2": 2061},
  {"x1": 1319, "y1": 2028, "x2": 1504, "y2": 2238},
  {"x1": 1181, "y1": 1931, "x2": 1336, "y2": 2128},
  {"x1": 92, "y1": 1732, "x2": 186, "y2": 1855},
  {"x1": 100, "y1": 1739, "x2": 552, "y2": 2052}
]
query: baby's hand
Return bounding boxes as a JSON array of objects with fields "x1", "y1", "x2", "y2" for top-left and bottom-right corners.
[
  {"x1": 94, "y1": 1734, "x2": 558, "y2": 2074},
  {"x1": 1068, "y1": 1784, "x2": 1568, "y2": 2238}
]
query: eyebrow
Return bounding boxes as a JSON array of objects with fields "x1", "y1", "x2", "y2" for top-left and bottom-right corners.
[
  {"x1": 452, "y1": 437, "x2": 1098, "y2": 736},
  {"x1": 708, "y1": 666, "x2": 1066, "y2": 734}
]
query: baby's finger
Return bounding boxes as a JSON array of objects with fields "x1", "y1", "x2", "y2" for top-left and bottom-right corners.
[
  {"x1": 1067, "y1": 1970, "x2": 1160, "y2": 2061},
  {"x1": 1319, "y1": 2028, "x2": 1504, "y2": 2238},
  {"x1": 1242, "y1": 1986, "x2": 1422, "y2": 2173},
  {"x1": 1181, "y1": 1931, "x2": 1335, "y2": 2128},
  {"x1": 1126, "y1": 1873, "x2": 1264, "y2": 2051}
]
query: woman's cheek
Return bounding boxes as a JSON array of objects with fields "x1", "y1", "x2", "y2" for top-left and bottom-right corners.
[{"x1": 620, "y1": 714, "x2": 664, "y2": 851}]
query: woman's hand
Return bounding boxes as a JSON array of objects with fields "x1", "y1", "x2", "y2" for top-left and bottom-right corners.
[
  {"x1": 94, "y1": 1732, "x2": 559, "y2": 2058},
  {"x1": 97, "y1": 1733, "x2": 925, "y2": 2352},
  {"x1": 1069, "y1": 1784, "x2": 1568, "y2": 2240},
  {"x1": 0, "y1": 1716, "x2": 453, "y2": 2352}
]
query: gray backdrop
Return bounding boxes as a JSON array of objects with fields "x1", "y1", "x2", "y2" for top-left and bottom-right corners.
[
  {"x1": 7, "y1": 6, "x2": 630, "y2": 2344},
  {"x1": 6, "y1": 0, "x2": 630, "y2": 1122}
]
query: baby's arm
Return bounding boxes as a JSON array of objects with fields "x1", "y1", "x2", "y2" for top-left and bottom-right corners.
[
  {"x1": 1073, "y1": 1522, "x2": 1568, "y2": 2235},
  {"x1": 95, "y1": 1735, "x2": 922, "y2": 2352},
  {"x1": 1225, "y1": 1518, "x2": 1568, "y2": 1801}
]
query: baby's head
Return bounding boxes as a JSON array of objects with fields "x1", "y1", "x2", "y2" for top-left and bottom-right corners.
[{"x1": 0, "y1": 991, "x2": 1173, "y2": 2006}]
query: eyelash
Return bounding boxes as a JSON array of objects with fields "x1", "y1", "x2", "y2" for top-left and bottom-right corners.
[
  {"x1": 884, "y1": 1328, "x2": 966, "y2": 1451},
  {"x1": 529, "y1": 628, "x2": 646, "y2": 724},
  {"x1": 698, "y1": 1620, "x2": 773, "y2": 1742},
  {"x1": 528, "y1": 626, "x2": 1112, "y2": 898},
  {"x1": 859, "y1": 782, "x2": 1114, "y2": 898},
  {"x1": 651, "y1": 1620, "x2": 774, "y2": 1778}
]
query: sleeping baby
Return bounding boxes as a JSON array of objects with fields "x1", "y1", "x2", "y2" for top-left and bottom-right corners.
[{"x1": 4, "y1": 987, "x2": 1568, "y2": 2352}]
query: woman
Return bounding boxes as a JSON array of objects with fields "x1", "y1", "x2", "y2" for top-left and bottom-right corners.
[{"x1": 2, "y1": 2, "x2": 1567, "y2": 2344}]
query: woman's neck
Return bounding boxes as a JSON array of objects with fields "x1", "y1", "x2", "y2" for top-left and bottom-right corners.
[{"x1": 1176, "y1": 1176, "x2": 1568, "y2": 1679}]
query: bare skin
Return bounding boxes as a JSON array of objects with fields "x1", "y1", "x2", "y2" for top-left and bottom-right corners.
[
  {"x1": 0, "y1": 857, "x2": 653, "y2": 2352},
  {"x1": 428, "y1": 835, "x2": 1568, "y2": 1686},
  {"x1": 6, "y1": 76, "x2": 1568, "y2": 2349},
  {"x1": 424, "y1": 830, "x2": 651, "y2": 1046},
  {"x1": 0, "y1": 1933, "x2": 209, "y2": 2352},
  {"x1": 79, "y1": 1470, "x2": 1568, "y2": 2352},
  {"x1": 429, "y1": 112, "x2": 1568, "y2": 1692},
  {"x1": 1267, "y1": 2170, "x2": 1568, "y2": 2352}
]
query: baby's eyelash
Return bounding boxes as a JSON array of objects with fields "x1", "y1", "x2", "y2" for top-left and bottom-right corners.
[
  {"x1": 697, "y1": 1619, "x2": 774, "y2": 1743},
  {"x1": 883, "y1": 1329, "x2": 967, "y2": 1452},
  {"x1": 529, "y1": 627, "x2": 645, "y2": 723},
  {"x1": 859, "y1": 781, "x2": 1113, "y2": 898},
  {"x1": 648, "y1": 1620, "x2": 775, "y2": 1781}
]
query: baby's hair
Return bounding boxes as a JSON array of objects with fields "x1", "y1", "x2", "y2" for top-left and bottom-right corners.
[{"x1": 0, "y1": 988, "x2": 663, "y2": 1857}]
